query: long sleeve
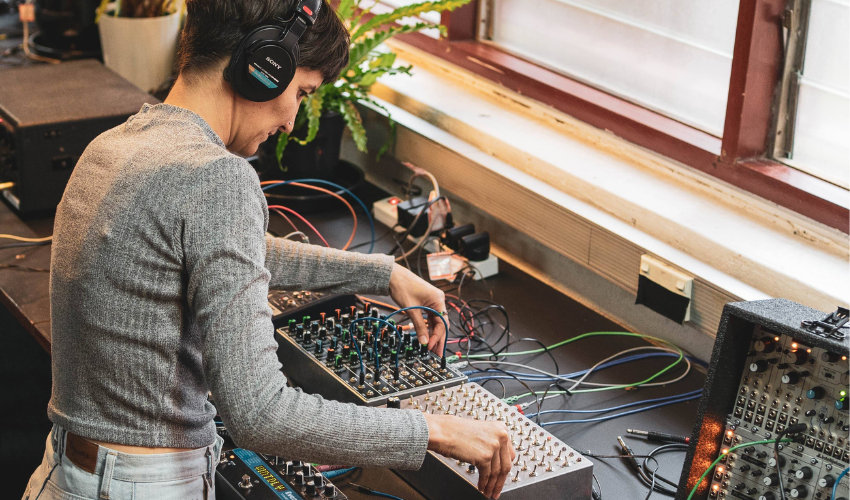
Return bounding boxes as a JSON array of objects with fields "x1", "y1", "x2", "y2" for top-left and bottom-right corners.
[
  {"x1": 265, "y1": 235, "x2": 395, "y2": 294},
  {"x1": 182, "y1": 158, "x2": 428, "y2": 469}
]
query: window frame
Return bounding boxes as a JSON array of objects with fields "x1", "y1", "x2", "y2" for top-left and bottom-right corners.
[{"x1": 388, "y1": 0, "x2": 848, "y2": 232}]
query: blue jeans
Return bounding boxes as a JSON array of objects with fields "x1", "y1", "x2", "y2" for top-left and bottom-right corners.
[{"x1": 22, "y1": 425, "x2": 224, "y2": 500}]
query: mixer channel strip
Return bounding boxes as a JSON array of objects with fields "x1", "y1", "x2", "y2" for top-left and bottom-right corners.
[
  {"x1": 389, "y1": 382, "x2": 593, "y2": 500},
  {"x1": 274, "y1": 302, "x2": 467, "y2": 406}
]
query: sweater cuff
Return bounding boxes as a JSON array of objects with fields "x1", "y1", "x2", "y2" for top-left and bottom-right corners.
[
  {"x1": 360, "y1": 253, "x2": 395, "y2": 296},
  {"x1": 397, "y1": 409, "x2": 430, "y2": 470}
]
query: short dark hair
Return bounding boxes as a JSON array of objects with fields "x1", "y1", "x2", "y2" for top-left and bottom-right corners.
[{"x1": 178, "y1": 0, "x2": 349, "y2": 85}]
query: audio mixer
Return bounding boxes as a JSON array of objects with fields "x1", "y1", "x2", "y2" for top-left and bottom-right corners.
[
  {"x1": 389, "y1": 382, "x2": 594, "y2": 499},
  {"x1": 216, "y1": 447, "x2": 349, "y2": 500},
  {"x1": 274, "y1": 302, "x2": 467, "y2": 406},
  {"x1": 678, "y1": 299, "x2": 849, "y2": 500},
  {"x1": 268, "y1": 291, "x2": 352, "y2": 325}
]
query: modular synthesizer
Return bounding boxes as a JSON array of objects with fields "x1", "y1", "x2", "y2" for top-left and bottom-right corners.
[
  {"x1": 274, "y1": 301, "x2": 467, "y2": 406},
  {"x1": 677, "y1": 299, "x2": 849, "y2": 500},
  {"x1": 389, "y1": 382, "x2": 593, "y2": 499},
  {"x1": 216, "y1": 447, "x2": 348, "y2": 500}
]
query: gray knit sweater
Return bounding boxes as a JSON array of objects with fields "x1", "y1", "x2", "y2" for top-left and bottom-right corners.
[{"x1": 47, "y1": 103, "x2": 429, "y2": 469}]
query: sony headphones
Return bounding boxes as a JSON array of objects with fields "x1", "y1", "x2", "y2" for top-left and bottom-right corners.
[{"x1": 225, "y1": 0, "x2": 323, "y2": 102}]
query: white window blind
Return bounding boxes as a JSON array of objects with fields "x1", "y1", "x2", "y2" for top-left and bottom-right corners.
[
  {"x1": 784, "y1": 0, "x2": 849, "y2": 189},
  {"x1": 480, "y1": 0, "x2": 739, "y2": 136}
]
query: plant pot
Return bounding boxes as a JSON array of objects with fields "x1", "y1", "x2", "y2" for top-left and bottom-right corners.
[
  {"x1": 278, "y1": 110, "x2": 346, "y2": 180},
  {"x1": 98, "y1": 10, "x2": 181, "y2": 92},
  {"x1": 33, "y1": 0, "x2": 102, "y2": 60}
]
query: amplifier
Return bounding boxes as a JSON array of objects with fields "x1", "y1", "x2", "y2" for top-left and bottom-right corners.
[
  {"x1": 676, "y1": 299, "x2": 849, "y2": 500},
  {"x1": 0, "y1": 59, "x2": 157, "y2": 214}
]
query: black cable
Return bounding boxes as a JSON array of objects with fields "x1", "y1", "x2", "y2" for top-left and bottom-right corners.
[
  {"x1": 644, "y1": 457, "x2": 660, "y2": 500},
  {"x1": 479, "y1": 378, "x2": 507, "y2": 399},
  {"x1": 0, "y1": 240, "x2": 51, "y2": 250},
  {"x1": 347, "y1": 224, "x2": 398, "y2": 251},
  {"x1": 535, "y1": 382, "x2": 572, "y2": 425},
  {"x1": 0, "y1": 264, "x2": 49, "y2": 272},
  {"x1": 592, "y1": 473, "x2": 603, "y2": 500},
  {"x1": 774, "y1": 424, "x2": 807, "y2": 500}
]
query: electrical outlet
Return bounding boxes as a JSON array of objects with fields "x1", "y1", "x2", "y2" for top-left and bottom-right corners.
[{"x1": 637, "y1": 255, "x2": 693, "y2": 322}]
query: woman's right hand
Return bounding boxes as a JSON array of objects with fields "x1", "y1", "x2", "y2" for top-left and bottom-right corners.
[{"x1": 422, "y1": 412, "x2": 515, "y2": 499}]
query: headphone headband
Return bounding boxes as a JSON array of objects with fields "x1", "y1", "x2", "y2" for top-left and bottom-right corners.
[{"x1": 226, "y1": 0, "x2": 323, "y2": 102}]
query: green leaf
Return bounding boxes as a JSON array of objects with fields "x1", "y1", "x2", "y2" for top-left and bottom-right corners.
[
  {"x1": 336, "y1": 0, "x2": 355, "y2": 21},
  {"x1": 292, "y1": 89, "x2": 325, "y2": 145},
  {"x1": 369, "y1": 51, "x2": 397, "y2": 70},
  {"x1": 276, "y1": 133, "x2": 289, "y2": 172},
  {"x1": 340, "y1": 101, "x2": 367, "y2": 153},
  {"x1": 348, "y1": 22, "x2": 441, "y2": 71},
  {"x1": 350, "y1": 0, "x2": 470, "y2": 40}
]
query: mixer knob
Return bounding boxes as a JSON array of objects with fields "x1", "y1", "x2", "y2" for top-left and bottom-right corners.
[
  {"x1": 734, "y1": 483, "x2": 746, "y2": 491},
  {"x1": 788, "y1": 350, "x2": 808, "y2": 365},
  {"x1": 781, "y1": 371, "x2": 805, "y2": 384},
  {"x1": 750, "y1": 360, "x2": 769, "y2": 373},
  {"x1": 319, "y1": 327, "x2": 328, "y2": 340},
  {"x1": 768, "y1": 456, "x2": 785, "y2": 468},
  {"x1": 342, "y1": 344, "x2": 351, "y2": 358},
  {"x1": 821, "y1": 351, "x2": 841, "y2": 363},
  {"x1": 789, "y1": 485, "x2": 807, "y2": 498},
  {"x1": 294, "y1": 471, "x2": 306, "y2": 485},
  {"x1": 311, "y1": 321, "x2": 319, "y2": 334},
  {"x1": 795, "y1": 466, "x2": 812, "y2": 479},
  {"x1": 752, "y1": 470, "x2": 763, "y2": 477},
  {"x1": 763, "y1": 473, "x2": 780, "y2": 486},
  {"x1": 757, "y1": 451, "x2": 768, "y2": 459},
  {"x1": 747, "y1": 488, "x2": 757, "y2": 495},
  {"x1": 324, "y1": 484, "x2": 337, "y2": 497},
  {"x1": 818, "y1": 475, "x2": 835, "y2": 488},
  {"x1": 296, "y1": 324, "x2": 304, "y2": 338},
  {"x1": 420, "y1": 343, "x2": 429, "y2": 357},
  {"x1": 806, "y1": 386, "x2": 825, "y2": 400},
  {"x1": 239, "y1": 474, "x2": 253, "y2": 489},
  {"x1": 303, "y1": 332, "x2": 313, "y2": 344},
  {"x1": 836, "y1": 397, "x2": 848, "y2": 411},
  {"x1": 288, "y1": 319, "x2": 297, "y2": 332},
  {"x1": 759, "y1": 493, "x2": 776, "y2": 500},
  {"x1": 754, "y1": 337, "x2": 776, "y2": 353},
  {"x1": 306, "y1": 482, "x2": 317, "y2": 496},
  {"x1": 387, "y1": 397, "x2": 401, "y2": 409}
]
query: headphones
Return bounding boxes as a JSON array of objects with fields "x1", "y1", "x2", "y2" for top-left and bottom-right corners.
[{"x1": 225, "y1": 0, "x2": 323, "y2": 102}]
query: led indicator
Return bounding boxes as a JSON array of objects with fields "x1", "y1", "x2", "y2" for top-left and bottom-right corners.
[
  {"x1": 791, "y1": 342, "x2": 799, "y2": 350},
  {"x1": 774, "y1": 336, "x2": 780, "y2": 341},
  {"x1": 841, "y1": 390, "x2": 847, "y2": 397},
  {"x1": 389, "y1": 197, "x2": 400, "y2": 205},
  {"x1": 303, "y1": 5, "x2": 313, "y2": 15}
]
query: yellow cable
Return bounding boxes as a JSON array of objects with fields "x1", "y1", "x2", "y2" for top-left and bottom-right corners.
[{"x1": 0, "y1": 234, "x2": 53, "y2": 242}]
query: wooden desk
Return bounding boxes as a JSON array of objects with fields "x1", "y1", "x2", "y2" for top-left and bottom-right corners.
[{"x1": 1, "y1": 186, "x2": 708, "y2": 499}]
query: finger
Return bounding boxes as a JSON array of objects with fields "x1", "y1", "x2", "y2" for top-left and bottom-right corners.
[
  {"x1": 476, "y1": 458, "x2": 491, "y2": 494},
  {"x1": 493, "y1": 434, "x2": 512, "y2": 499},
  {"x1": 427, "y1": 312, "x2": 446, "y2": 352},
  {"x1": 409, "y1": 309, "x2": 429, "y2": 346},
  {"x1": 484, "y1": 444, "x2": 501, "y2": 498}
]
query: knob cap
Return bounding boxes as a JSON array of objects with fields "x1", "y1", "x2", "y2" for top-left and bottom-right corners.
[
  {"x1": 754, "y1": 337, "x2": 776, "y2": 353},
  {"x1": 759, "y1": 493, "x2": 776, "y2": 500},
  {"x1": 795, "y1": 466, "x2": 812, "y2": 479},
  {"x1": 821, "y1": 351, "x2": 841, "y2": 363},
  {"x1": 239, "y1": 474, "x2": 253, "y2": 489},
  {"x1": 782, "y1": 372, "x2": 802, "y2": 384},
  {"x1": 305, "y1": 482, "x2": 317, "y2": 496},
  {"x1": 789, "y1": 485, "x2": 808, "y2": 498},
  {"x1": 806, "y1": 386, "x2": 825, "y2": 400},
  {"x1": 764, "y1": 473, "x2": 780, "y2": 486},
  {"x1": 768, "y1": 456, "x2": 786, "y2": 468},
  {"x1": 788, "y1": 350, "x2": 808, "y2": 365},
  {"x1": 303, "y1": 332, "x2": 312, "y2": 344},
  {"x1": 819, "y1": 475, "x2": 835, "y2": 488},
  {"x1": 750, "y1": 360, "x2": 769, "y2": 373},
  {"x1": 734, "y1": 483, "x2": 746, "y2": 491},
  {"x1": 324, "y1": 484, "x2": 337, "y2": 497},
  {"x1": 836, "y1": 398, "x2": 848, "y2": 410},
  {"x1": 294, "y1": 471, "x2": 306, "y2": 485}
]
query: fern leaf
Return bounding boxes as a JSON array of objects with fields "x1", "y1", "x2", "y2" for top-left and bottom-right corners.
[
  {"x1": 350, "y1": 0, "x2": 470, "y2": 40},
  {"x1": 293, "y1": 89, "x2": 325, "y2": 145},
  {"x1": 370, "y1": 51, "x2": 397, "y2": 70},
  {"x1": 336, "y1": 0, "x2": 355, "y2": 21},
  {"x1": 348, "y1": 23, "x2": 441, "y2": 71},
  {"x1": 276, "y1": 132, "x2": 290, "y2": 171},
  {"x1": 340, "y1": 101, "x2": 367, "y2": 153}
]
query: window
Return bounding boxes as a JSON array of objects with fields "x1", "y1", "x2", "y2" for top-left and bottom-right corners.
[
  {"x1": 479, "y1": 0, "x2": 740, "y2": 136},
  {"x1": 776, "y1": 0, "x2": 849, "y2": 189}
]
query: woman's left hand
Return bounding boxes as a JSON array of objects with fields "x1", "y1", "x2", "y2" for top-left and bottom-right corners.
[{"x1": 388, "y1": 264, "x2": 448, "y2": 353}]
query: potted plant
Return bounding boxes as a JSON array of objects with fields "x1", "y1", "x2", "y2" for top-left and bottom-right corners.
[
  {"x1": 271, "y1": 0, "x2": 471, "y2": 179},
  {"x1": 96, "y1": 0, "x2": 183, "y2": 92}
]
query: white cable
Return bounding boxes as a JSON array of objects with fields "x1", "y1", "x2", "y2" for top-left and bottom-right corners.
[
  {"x1": 282, "y1": 231, "x2": 309, "y2": 243},
  {"x1": 0, "y1": 234, "x2": 53, "y2": 242}
]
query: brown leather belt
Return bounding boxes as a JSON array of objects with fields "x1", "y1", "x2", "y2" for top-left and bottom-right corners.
[{"x1": 64, "y1": 432, "x2": 99, "y2": 474}]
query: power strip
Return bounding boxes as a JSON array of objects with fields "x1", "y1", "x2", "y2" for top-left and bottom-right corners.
[{"x1": 388, "y1": 382, "x2": 593, "y2": 500}]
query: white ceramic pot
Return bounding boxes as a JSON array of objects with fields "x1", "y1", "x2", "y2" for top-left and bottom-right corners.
[{"x1": 98, "y1": 10, "x2": 181, "y2": 93}]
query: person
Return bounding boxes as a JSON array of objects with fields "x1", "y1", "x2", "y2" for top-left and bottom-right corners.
[{"x1": 22, "y1": 1, "x2": 514, "y2": 499}]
